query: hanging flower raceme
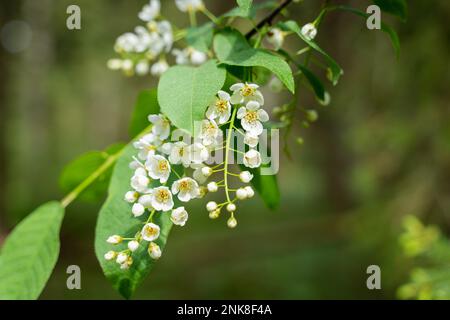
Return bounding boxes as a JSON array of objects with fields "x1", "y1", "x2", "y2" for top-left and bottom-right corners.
[
  {"x1": 104, "y1": 82, "x2": 268, "y2": 270},
  {"x1": 107, "y1": 0, "x2": 173, "y2": 77}
]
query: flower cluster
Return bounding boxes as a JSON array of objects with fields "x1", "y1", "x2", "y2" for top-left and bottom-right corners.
[
  {"x1": 107, "y1": 0, "x2": 208, "y2": 77},
  {"x1": 104, "y1": 82, "x2": 269, "y2": 269}
]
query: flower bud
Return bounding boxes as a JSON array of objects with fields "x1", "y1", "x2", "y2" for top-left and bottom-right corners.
[
  {"x1": 107, "y1": 235, "x2": 123, "y2": 244},
  {"x1": 209, "y1": 209, "x2": 220, "y2": 219},
  {"x1": 116, "y1": 252, "x2": 128, "y2": 264},
  {"x1": 227, "y1": 216, "x2": 237, "y2": 228},
  {"x1": 124, "y1": 191, "x2": 138, "y2": 203},
  {"x1": 301, "y1": 23, "x2": 317, "y2": 41},
  {"x1": 207, "y1": 182, "x2": 218, "y2": 192},
  {"x1": 128, "y1": 240, "x2": 140, "y2": 252},
  {"x1": 148, "y1": 242, "x2": 162, "y2": 260},
  {"x1": 239, "y1": 171, "x2": 253, "y2": 183},
  {"x1": 201, "y1": 166, "x2": 212, "y2": 177},
  {"x1": 132, "y1": 203, "x2": 145, "y2": 217},
  {"x1": 306, "y1": 110, "x2": 318, "y2": 122},
  {"x1": 104, "y1": 251, "x2": 116, "y2": 261},
  {"x1": 206, "y1": 201, "x2": 218, "y2": 212},
  {"x1": 244, "y1": 186, "x2": 255, "y2": 198},
  {"x1": 236, "y1": 188, "x2": 248, "y2": 200},
  {"x1": 226, "y1": 203, "x2": 236, "y2": 212}
]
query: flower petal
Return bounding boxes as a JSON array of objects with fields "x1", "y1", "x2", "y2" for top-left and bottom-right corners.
[
  {"x1": 257, "y1": 109, "x2": 269, "y2": 122},
  {"x1": 237, "y1": 107, "x2": 246, "y2": 119}
]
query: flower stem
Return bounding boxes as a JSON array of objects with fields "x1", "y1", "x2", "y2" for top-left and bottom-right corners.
[
  {"x1": 188, "y1": 9, "x2": 197, "y2": 27},
  {"x1": 223, "y1": 107, "x2": 238, "y2": 203},
  {"x1": 60, "y1": 151, "x2": 123, "y2": 208},
  {"x1": 60, "y1": 125, "x2": 152, "y2": 208},
  {"x1": 200, "y1": 7, "x2": 218, "y2": 24}
]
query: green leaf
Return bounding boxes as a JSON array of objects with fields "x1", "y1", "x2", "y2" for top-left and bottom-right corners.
[
  {"x1": 0, "y1": 201, "x2": 64, "y2": 299},
  {"x1": 214, "y1": 28, "x2": 295, "y2": 92},
  {"x1": 59, "y1": 143, "x2": 125, "y2": 202},
  {"x1": 129, "y1": 89, "x2": 159, "y2": 138},
  {"x1": 186, "y1": 23, "x2": 214, "y2": 53},
  {"x1": 95, "y1": 143, "x2": 180, "y2": 299},
  {"x1": 297, "y1": 65, "x2": 326, "y2": 103},
  {"x1": 158, "y1": 60, "x2": 226, "y2": 135},
  {"x1": 373, "y1": 0, "x2": 407, "y2": 21},
  {"x1": 278, "y1": 21, "x2": 344, "y2": 85},
  {"x1": 333, "y1": 5, "x2": 401, "y2": 57},
  {"x1": 223, "y1": 0, "x2": 277, "y2": 19},
  {"x1": 237, "y1": 0, "x2": 253, "y2": 16}
]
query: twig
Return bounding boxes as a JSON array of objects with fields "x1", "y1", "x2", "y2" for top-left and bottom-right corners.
[{"x1": 245, "y1": 0, "x2": 294, "y2": 39}]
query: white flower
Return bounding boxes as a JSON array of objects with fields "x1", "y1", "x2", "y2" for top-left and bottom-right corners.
[
  {"x1": 206, "y1": 90, "x2": 232, "y2": 124},
  {"x1": 141, "y1": 223, "x2": 161, "y2": 241},
  {"x1": 191, "y1": 49, "x2": 208, "y2": 65},
  {"x1": 244, "y1": 186, "x2": 255, "y2": 198},
  {"x1": 133, "y1": 133, "x2": 161, "y2": 160},
  {"x1": 138, "y1": 0, "x2": 160, "y2": 22},
  {"x1": 146, "y1": 154, "x2": 171, "y2": 183},
  {"x1": 265, "y1": 28, "x2": 284, "y2": 50},
  {"x1": 236, "y1": 188, "x2": 248, "y2": 200},
  {"x1": 151, "y1": 59, "x2": 169, "y2": 76},
  {"x1": 169, "y1": 141, "x2": 190, "y2": 167},
  {"x1": 230, "y1": 83, "x2": 264, "y2": 105},
  {"x1": 201, "y1": 166, "x2": 212, "y2": 177},
  {"x1": 120, "y1": 259, "x2": 132, "y2": 269},
  {"x1": 244, "y1": 132, "x2": 259, "y2": 147},
  {"x1": 226, "y1": 203, "x2": 236, "y2": 212},
  {"x1": 104, "y1": 251, "x2": 116, "y2": 260},
  {"x1": 192, "y1": 164, "x2": 209, "y2": 184},
  {"x1": 148, "y1": 114, "x2": 171, "y2": 139},
  {"x1": 175, "y1": 0, "x2": 204, "y2": 12},
  {"x1": 107, "y1": 235, "x2": 122, "y2": 244},
  {"x1": 207, "y1": 181, "x2": 218, "y2": 192},
  {"x1": 209, "y1": 210, "x2": 220, "y2": 219},
  {"x1": 243, "y1": 149, "x2": 262, "y2": 168},
  {"x1": 227, "y1": 216, "x2": 237, "y2": 228},
  {"x1": 107, "y1": 59, "x2": 122, "y2": 70},
  {"x1": 132, "y1": 203, "x2": 145, "y2": 217},
  {"x1": 188, "y1": 143, "x2": 209, "y2": 164},
  {"x1": 115, "y1": 32, "x2": 140, "y2": 53},
  {"x1": 148, "y1": 242, "x2": 162, "y2": 259},
  {"x1": 199, "y1": 119, "x2": 220, "y2": 146},
  {"x1": 116, "y1": 252, "x2": 128, "y2": 264},
  {"x1": 237, "y1": 101, "x2": 269, "y2": 136},
  {"x1": 154, "y1": 21, "x2": 173, "y2": 53},
  {"x1": 129, "y1": 160, "x2": 141, "y2": 170},
  {"x1": 151, "y1": 186, "x2": 174, "y2": 211},
  {"x1": 121, "y1": 59, "x2": 134, "y2": 74},
  {"x1": 130, "y1": 168, "x2": 151, "y2": 193},
  {"x1": 135, "y1": 60, "x2": 149, "y2": 75},
  {"x1": 301, "y1": 23, "x2": 317, "y2": 41},
  {"x1": 171, "y1": 207, "x2": 189, "y2": 226},
  {"x1": 124, "y1": 191, "x2": 139, "y2": 203},
  {"x1": 206, "y1": 201, "x2": 217, "y2": 212},
  {"x1": 172, "y1": 47, "x2": 207, "y2": 65},
  {"x1": 128, "y1": 240, "x2": 140, "y2": 252},
  {"x1": 239, "y1": 171, "x2": 253, "y2": 183},
  {"x1": 171, "y1": 177, "x2": 200, "y2": 202},
  {"x1": 138, "y1": 194, "x2": 153, "y2": 209}
]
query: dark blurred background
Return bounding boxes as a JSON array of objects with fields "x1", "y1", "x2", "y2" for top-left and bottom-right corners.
[{"x1": 0, "y1": 0, "x2": 449, "y2": 299}]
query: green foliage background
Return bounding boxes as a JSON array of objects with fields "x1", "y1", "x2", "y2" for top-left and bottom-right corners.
[{"x1": 0, "y1": 0, "x2": 449, "y2": 299}]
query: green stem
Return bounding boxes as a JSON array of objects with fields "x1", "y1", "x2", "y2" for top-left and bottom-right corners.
[
  {"x1": 60, "y1": 125, "x2": 152, "y2": 208},
  {"x1": 200, "y1": 7, "x2": 218, "y2": 24},
  {"x1": 188, "y1": 9, "x2": 197, "y2": 27},
  {"x1": 223, "y1": 107, "x2": 238, "y2": 203}
]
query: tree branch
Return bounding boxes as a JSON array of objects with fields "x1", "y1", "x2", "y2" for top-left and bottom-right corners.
[{"x1": 245, "y1": 0, "x2": 294, "y2": 39}]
